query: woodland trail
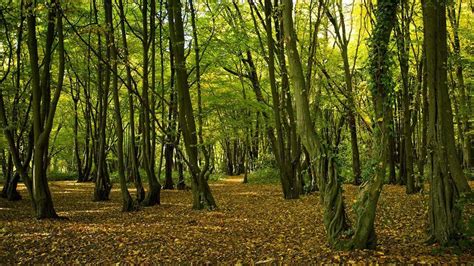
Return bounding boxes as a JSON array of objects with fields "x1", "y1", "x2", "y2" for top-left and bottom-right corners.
[{"x1": 0, "y1": 177, "x2": 473, "y2": 264}]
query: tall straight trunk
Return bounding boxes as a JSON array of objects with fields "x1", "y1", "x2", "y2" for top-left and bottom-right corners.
[
  {"x1": 163, "y1": 33, "x2": 177, "y2": 190},
  {"x1": 418, "y1": 48, "x2": 428, "y2": 178},
  {"x1": 168, "y1": 0, "x2": 216, "y2": 210},
  {"x1": 142, "y1": 0, "x2": 161, "y2": 206},
  {"x1": 342, "y1": 48, "x2": 361, "y2": 186},
  {"x1": 158, "y1": 0, "x2": 167, "y2": 187},
  {"x1": 387, "y1": 108, "x2": 397, "y2": 184},
  {"x1": 395, "y1": 0, "x2": 418, "y2": 193},
  {"x1": 80, "y1": 62, "x2": 93, "y2": 182},
  {"x1": 189, "y1": 0, "x2": 205, "y2": 153},
  {"x1": 71, "y1": 85, "x2": 84, "y2": 182},
  {"x1": 150, "y1": 0, "x2": 157, "y2": 166},
  {"x1": 83, "y1": 18, "x2": 94, "y2": 182},
  {"x1": 262, "y1": 0, "x2": 300, "y2": 199},
  {"x1": 342, "y1": 47, "x2": 361, "y2": 186},
  {"x1": 422, "y1": 0, "x2": 471, "y2": 245},
  {"x1": 103, "y1": 0, "x2": 134, "y2": 211},
  {"x1": 117, "y1": 0, "x2": 145, "y2": 202},
  {"x1": 93, "y1": 0, "x2": 112, "y2": 201}
]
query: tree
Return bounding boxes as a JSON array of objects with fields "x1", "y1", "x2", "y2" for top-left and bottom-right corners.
[
  {"x1": 319, "y1": 0, "x2": 362, "y2": 185},
  {"x1": 422, "y1": 0, "x2": 471, "y2": 245},
  {"x1": 117, "y1": 0, "x2": 145, "y2": 203},
  {"x1": 168, "y1": 0, "x2": 216, "y2": 210},
  {"x1": 93, "y1": 0, "x2": 112, "y2": 201},
  {"x1": 0, "y1": 1, "x2": 29, "y2": 202},
  {"x1": 25, "y1": 0, "x2": 65, "y2": 218},
  {"x1": 103, "y1": 0, "x2": 135, "y2": 211},
  {"x1": 394, "y1": 0, "x2": 419, "y2": 193},
  {"x1": 141, "y1": 0, "x2": 161, "y2": 206},
  {"x1": 281, "y1": 0, "x2": 399, "y2": 249}
]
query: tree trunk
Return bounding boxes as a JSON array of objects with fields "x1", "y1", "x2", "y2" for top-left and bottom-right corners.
[
  {"x1": 387, "y1": 109, "x2": 397, "y2": 184},
  {"x1": 422, "y1": 0, "x2": 471, "y2": 245},
  {"x1": 163, "y1": 142, "x2": 175, "y2": 189},
  {"x1": 176, "y1": 150, "x2": 186, "y2": 190},
  {"x1": 117, "y1": 0, "x2": 145, "y2": 203},
  {"x1": 104, "y1": 0, "x2": 135, "y2": 211},
  {"x1": 395, "y1": 0, "x2": 419, "y2": 194},
  {"x1": 168, "y1": 0, "x2": 216, "y2": 209},
  {"x1": 26, "y1": 0, "x2": 65, "y2": 218},
  {"x1": 71, "y1": 85, "x2": 84, "y2": 182},
  {"x1": 93, "y1": 0, "x2": 112, "y2": 201},
  {"x1": 282, "y1": 0, "x2": 398, "y2": 249},
  {"x1": 141, "y1": 0, "x2": 161, "y2": 206}
]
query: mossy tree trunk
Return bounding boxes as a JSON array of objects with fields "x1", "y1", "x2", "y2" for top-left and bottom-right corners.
[{"x1": 281, "y1": 0, "x2": 398, "y2": 249}]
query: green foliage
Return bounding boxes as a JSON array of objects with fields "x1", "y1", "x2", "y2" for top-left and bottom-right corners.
[
  {"x1": 457, "y1": 191, "x2": 474, "y2": 238},
  {"x1": 48, "y1": 172, "x2": 78, "y2": 181},
  {"x1": 247, "y1": 167, "x2": 280, "y2": 184},
  {"x1": 253, "y1": 153, "x2": 277, "y2": 170}
]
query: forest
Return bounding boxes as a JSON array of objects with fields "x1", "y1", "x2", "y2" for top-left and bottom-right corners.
[{"x1": 0, "y1": 0, "x2": 473, "y2": 263}]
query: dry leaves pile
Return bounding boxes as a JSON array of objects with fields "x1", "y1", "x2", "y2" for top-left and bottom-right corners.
[{"x1": 0, "y1": 177, "x2": 473, "y2": 264}]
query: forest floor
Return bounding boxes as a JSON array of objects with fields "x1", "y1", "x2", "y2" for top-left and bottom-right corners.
[{"x1": 1, "y1": 176, "x2": 473, "y2": 264}]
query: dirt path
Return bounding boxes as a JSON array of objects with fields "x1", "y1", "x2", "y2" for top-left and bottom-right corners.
[
  {"x1": 0, "y1": 178, "x2": 473, "y2": 263},
  {"x1": 220, "y1": 175, "x2": 245, "y2": 184}
]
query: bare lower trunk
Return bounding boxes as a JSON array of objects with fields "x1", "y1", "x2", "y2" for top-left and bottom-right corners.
[
  {"x1": 347, "y1": 113, "x2": 361, "y2": 185},
  {"x1": 163, "y1": 143, "x2": 175, "y2": 189}
]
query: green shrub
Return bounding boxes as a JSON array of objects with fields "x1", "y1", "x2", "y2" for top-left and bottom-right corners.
[
  {"x1": 48, "y1": 172, "x2": 77, "y2": 181},
  {"x1": 247, "y1": 167, "x2": 280, "y2": 184}
]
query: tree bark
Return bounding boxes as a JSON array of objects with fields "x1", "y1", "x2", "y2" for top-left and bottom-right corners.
[
  {"x1": 422, "y1": 0, "x2": 471, "y2": 245},
  {"x1": 281, "y1": 0, "x2": 398, "y2": 249},
  {"x1": 93, "y1": 0, "x2": 112, "y2": 201},
  {"x1": 104, "y1": 0, "x2": 135, "y2": 211},
  {"x1": 117, "y1": 0, "x2": 145, "y2": 202},
  {"x1": 141, "y1": 0, "x2": 161, "y2": 206},
  {"x1": 168, "y1": 0, "x2": 216, "y2": 209},
  {"x1": 26, "y1": 0, "x2": 65, "y2": 218}
]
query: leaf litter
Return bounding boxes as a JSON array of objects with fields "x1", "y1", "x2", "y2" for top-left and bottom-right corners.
[{"x1": 0, "y1": 177, "x2": 473, "y2": 264}]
